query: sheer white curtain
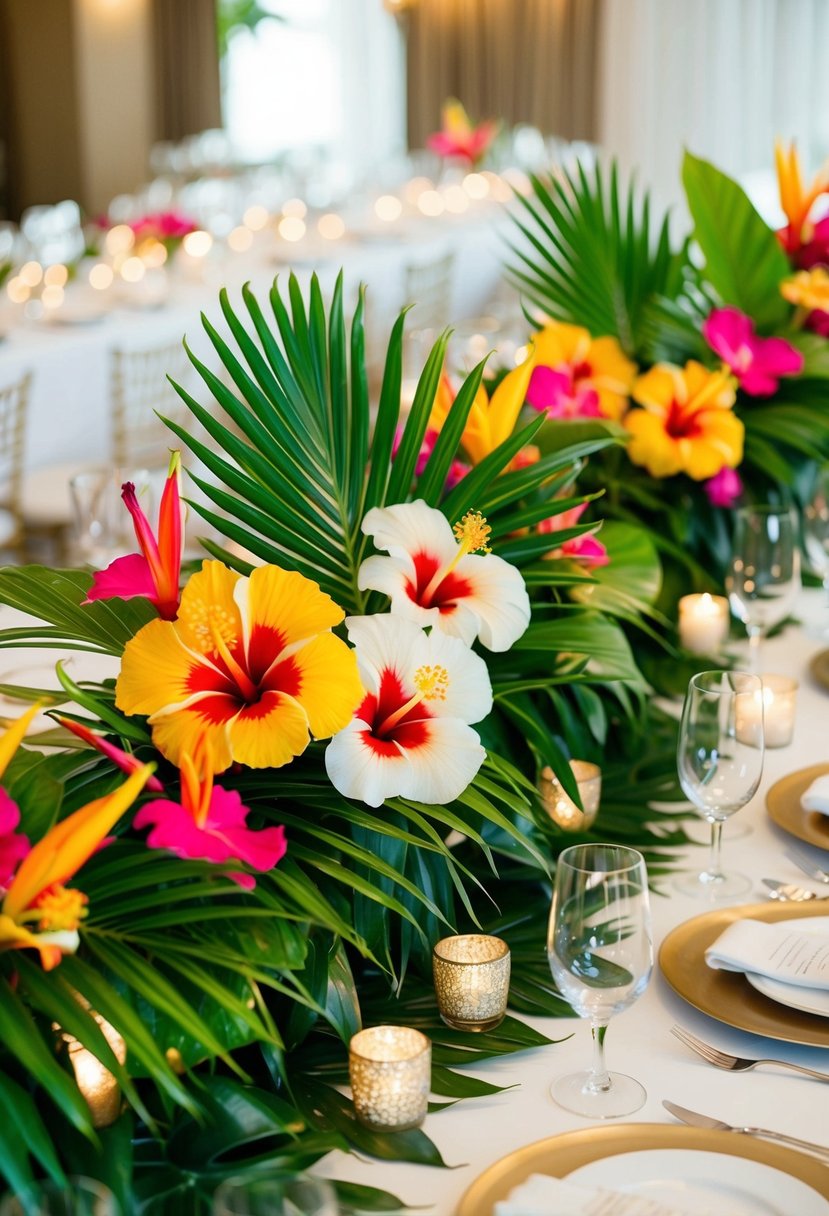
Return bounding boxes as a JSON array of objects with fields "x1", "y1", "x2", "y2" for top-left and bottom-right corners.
[{"x1": 598, "y1": 0, "x2": 829, "y2": 220}]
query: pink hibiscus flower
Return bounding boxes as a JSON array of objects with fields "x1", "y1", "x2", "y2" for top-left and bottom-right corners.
[
  {"x1": 702, "y1": 308, "x2": 803, "y2": 397},
  {"x1": 0, "y1": 791, "x2": 29, "y2": 894},
  {"x1": 526, "y1": 364, "x2": 603, "y2": 419},
  {"x1": 704, "y1": 467, "x2": 743, "y2": 509},
  {"x1": 539, "y1": 502, "x2": 609, "y2": 566},
  {"x1": 133, "y1": 739, "x2": 286, "y2": 889}
]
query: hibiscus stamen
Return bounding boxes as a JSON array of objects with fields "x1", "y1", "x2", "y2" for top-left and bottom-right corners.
[
  {"x1": 208, "y1": 618, "x2": 258, "y2": 703},
  {"x1": 421, "y1": 510, "x2": 492, "y2": 603},
  {"x1": 377, "y1": 663, "x2": 450, "y2": 735},
  {"x1": 22, "y1": 884, "x2": 88, "y2": 932},
  {"x1": 180, "y1": 738, "x2": 214, "y2": 828}
]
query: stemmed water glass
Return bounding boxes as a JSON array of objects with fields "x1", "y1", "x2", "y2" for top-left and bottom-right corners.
[
  {"x1": 675, "y1": 670, "x2": 764, "y2": 900},
  {"x1": 804, "y1": 466, "x2": 829, "y2": 633},
  {"x1": 212, "y1": 1177, "x2": 339, "y2": 1216},
  {"x1": 546, "y1": 844, "x2": 653, "y2": 1118},
  {"x1": 726, "y1": 505, "x2": 800, "y2": 670}
]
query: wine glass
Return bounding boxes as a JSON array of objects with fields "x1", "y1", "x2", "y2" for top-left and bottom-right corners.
[
  {"x1": 546, "y1": 844, "x2": 653, "y2": 1118},
  {"x1": 804, "y1": 466, "x2": 829, "y2": 634},
  {"x1": 0, "y1": 1178, "x2": 116, "y2": 1215},
  {"x1": 675, "y1": 670, "x2": 764, "y2": 900},
  {"x1": 213, "y1": 1176, "x2": 339, "y2": 1216},
  {"x1": 726, "y1": 505, "x2": 800, "y2": 670}
]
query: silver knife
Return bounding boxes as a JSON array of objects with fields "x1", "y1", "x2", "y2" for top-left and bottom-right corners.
[{"x1": 663, "y1": 1100, "x2": 829, "y2": 1160}]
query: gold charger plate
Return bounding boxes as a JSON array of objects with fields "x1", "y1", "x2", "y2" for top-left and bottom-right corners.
[
  {"x1": 455, "y1": 1123, "x2": 829, "y2": 1215},
  {"x1": 810, "y1": 649, "x2": 829, "y2": 693},
  {"x1": 767, "y1": 764, "x2": 829, "y2": 851},
  {"x1": 659, "y1": 901, "x2": 829, "y2": 1046}
]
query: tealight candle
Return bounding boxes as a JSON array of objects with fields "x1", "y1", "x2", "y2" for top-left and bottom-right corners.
[
  {"x1": 538, "y1": 760, "x2": 602, "y2": 831},
  {"x1": 736, "y1": 674, "x2": 797, "y2": 748},
  {"x1": 348, "y1": 1025, "x2": 431, "y2": 1132},
  {"x1": 432, "y1": 934, "x2": 510, "y2": 1032},
  {"x1": 678, "y1": 593, "x2": 730, "y2": 654}
]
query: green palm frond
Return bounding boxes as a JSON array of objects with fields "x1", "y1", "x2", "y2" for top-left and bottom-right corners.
[{"x1": 505, "y1": 160, "x2": 705, "y2": 361}]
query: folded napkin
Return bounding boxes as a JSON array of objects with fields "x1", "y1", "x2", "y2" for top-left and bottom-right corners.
[
  {"x1": 801, "y1": 774, "x2": 829, "y2": 814},
  {"x1": 705, "y1": 918, "x2": 829, "y2": 989},
  {"x1": 493, "y1": 1175, "x2": 695, "y2": 1216}
]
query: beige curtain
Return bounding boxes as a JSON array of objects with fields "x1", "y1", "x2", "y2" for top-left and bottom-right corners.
[
  {"x1": 152, "y1": 0, "x2": 222, "y2": 141},
  {"x1": 406, "y1": 0, "x2": 601, "y2": 148}
]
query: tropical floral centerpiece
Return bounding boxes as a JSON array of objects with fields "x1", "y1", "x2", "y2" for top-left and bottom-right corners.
[
  {"x1": 0, "y1": 276, "x2": 684, "y2": 1211},
  {"x1": 503, "y1": 143, "x2": 829, "y2": 606},
  {"x1": 427, "y1": 99, "x2": 499, "y2": 168}
]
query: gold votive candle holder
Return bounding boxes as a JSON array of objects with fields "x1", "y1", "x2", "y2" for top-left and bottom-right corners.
[
  {"x1": 432, "y1": 934, "x2": 511, "y2": 1032},
  {"x1": 538, "y1": 760, "x2": 602, "y2": 830},
  {"x1": 348, "y1": 1025, "x2": 431, "y2": 1132},
  {"x1": 64, "y1": 1015, "x2": 127, "y2": 1128}
]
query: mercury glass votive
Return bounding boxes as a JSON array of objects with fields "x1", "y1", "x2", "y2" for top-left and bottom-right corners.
[
  {"x1": 432, "y1": 934, "x2": 511, "y2": 1032},
  {"x1": 538, "y1": 760, "x2": 602, "y2": 830},
  {"x1": 348, "y1": 1025, "x2": 431, "y2": 1132}
]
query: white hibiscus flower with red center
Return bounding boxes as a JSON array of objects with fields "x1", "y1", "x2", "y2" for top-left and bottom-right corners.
[
  {"x1": 358, "y1": 500, "x2": 530, "y2": 652},
  {"x1": 324, "y1": 615, "x2": 493, "y2": 807}
]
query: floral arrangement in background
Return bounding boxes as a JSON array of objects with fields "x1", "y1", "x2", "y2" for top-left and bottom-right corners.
[
  {"x1": 0, "y1": 276, "x2": 678, "y2": 1209},
  {"x1": 427, "y1": 99, "x2": 499, "y2": 168},
  {"x1": 504, "y1": 140, "x2": 829, "y2": 603}
]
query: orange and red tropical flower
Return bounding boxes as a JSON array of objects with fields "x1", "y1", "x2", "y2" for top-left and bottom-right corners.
[
  {"x1": 325, "y1": 615, "x2": 492, "y2": 807},
  {"x1": 133, "y1": 735, "x2": 286, "y2": 889},
  {"x1": 775, "y1": 139, "x2": 829, "y2": 264},
  {"x1": 0, "y1": 753, "x2": 153, "y2": 971},
  {"x1": 86, "y1": 450, "x2": 183, "y2": 620},
  {"x1": 625, "y1": 361, "x2": 742, "y2": 480},
  {"x1": 115, "y1": 560, "x2": 362, "y2": 772},
  {"x1": 358, "y1": 500, "x2": 530, "y2": 652},
  {"x1": 526, "y1": 322, "x2": 637, "y2": 421}
]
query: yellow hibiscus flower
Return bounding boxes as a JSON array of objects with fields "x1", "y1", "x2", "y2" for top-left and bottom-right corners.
[
  {"x1": 781, "y1": 267, "x2": 829, "y2": 312},
  {"x1": 625, "y1": 361, "x2": 742, "y2": 480},
  {"x1": 116, "y1": 560, "x2": 363, "y2": 772}
]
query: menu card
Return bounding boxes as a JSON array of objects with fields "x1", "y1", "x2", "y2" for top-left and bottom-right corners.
[
  {"x1": 494, "y1": 1174, "x2": 698, "y2": 1215},
  {"x1": 705, "y1": 919, "x2": 829, "y2": 989}
]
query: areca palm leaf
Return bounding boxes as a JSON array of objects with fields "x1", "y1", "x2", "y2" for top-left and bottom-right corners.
[{"x1": 505, "y1": 160, "x2": 701, "y2": 361}]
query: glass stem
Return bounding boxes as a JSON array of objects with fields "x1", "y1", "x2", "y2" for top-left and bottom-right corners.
[
  {"x1": 747, "y1": 627, "x2": 762, "y2": 673},
  {"x1": 707, "y1": 819, "x2": 724, "y2": 882},
  {"x1": 587, "y1": 1020, "x2": 611, "y2": 1092}
]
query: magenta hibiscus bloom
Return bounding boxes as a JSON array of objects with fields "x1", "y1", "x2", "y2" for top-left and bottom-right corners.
[
  {"x1": 539, "y1": 502, "x2": 609, "y2": 566},
  {"x1": 134, "y1": 739, "x2": 286, "y2": 889},
  {"x1": 0, "y1": 791, "x2": 29, "y2": 894},
  {"x1": 704, "y1": 467, "x2": 743, "y2": 509},
  {"x1": 526, "y1": 365, "x2": 603, "y2": 418},
  {"x1": 702, "y1": 308, "x2": 803, "y2": 397}
]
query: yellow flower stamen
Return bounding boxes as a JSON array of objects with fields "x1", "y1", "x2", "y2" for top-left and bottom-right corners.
[
  {"x1": 23, "y1": 885, "x2": 88, "y2": 933},
  {"x1": 422, "y1": 511, "x2": 492, "y2": 603},
  {"x1": 377, "y1": 664, "x2": 450, "y2": 735},
  {"x1": 208, "y1": 617, "x2": 258, "y2": 703},
  {"x1": 180, "y1": 736, "x2": 215, "y2": 828}
]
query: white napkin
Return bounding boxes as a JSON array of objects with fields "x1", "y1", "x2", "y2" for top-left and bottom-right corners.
[
  {"x1": 705, "y1": 918, "x2": 829, "y2": 989},
  {"x1": 493, "y1": 1175, "x2": 694, "y2": 1216},
  {"x1": 801, "y1": 775, "x2": 829, "y2": 814}
]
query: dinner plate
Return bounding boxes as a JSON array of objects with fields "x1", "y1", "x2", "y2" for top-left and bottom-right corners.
[
  {"x1": 810, "y1": 649, "x2": 829, "y2": 693},
  {"x1": 455, "y1": 1125, "x2": 829, "y2": 1215},
  {"x1": 659, "y1": 900, "x2": 829, "y2": 1046},
  {"x1": 766, "y1": 764, "x2": 829, "y2": 851}
]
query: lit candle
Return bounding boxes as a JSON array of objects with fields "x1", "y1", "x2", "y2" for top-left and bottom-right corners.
[
  {"x1": 678, "y1": 593, "x2": 730, "y2": 654},
  {"x1": 538, "y1": 760, "x2": 602, "y2": 831},
  {"x1": 348, "y1": 1025, "x2": 431, "y2": 1132},
  {"x1": 64, "y1": 1015, "x2": 126, "y2": 1128},
  {"x1": 735, "y1": 674, "x2": 797, "y2": 748},
  {"x1": 432, "y1": 934, "x2": 510, "y2": 1032}
]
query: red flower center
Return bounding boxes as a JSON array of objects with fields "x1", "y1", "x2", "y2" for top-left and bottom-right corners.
[
  {"x1": 357, "y1": 669, "x2": 431, "y2": 755},
  {"x1": 664, "y1": 399, "x2": 702, "y2": 440},
  {"x1": 405, "y1": 551, "x2": 472, "y2": 613}
]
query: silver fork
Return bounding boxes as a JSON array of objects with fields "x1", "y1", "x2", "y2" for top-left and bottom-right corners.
[
  {"x1": 763, "y1": 878, "x2": 829, "y2": 901},
  {"x1": 786, "y1": 846, "x2": 829, "y2": 884},
  {"x1": 671, "y1": 1025, "x2": 829, "y2": 1082}
]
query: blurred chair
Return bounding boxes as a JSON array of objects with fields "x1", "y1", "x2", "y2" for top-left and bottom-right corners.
[
  {"x1": 111, "y1": 339, "x2": 193, "y2": 468},
  {"x1": 0, "y1": 371, "x2": 31, "y2": 556},
  {"x1": 404, "y1": 249, "x2": 455, "y2": 332}
]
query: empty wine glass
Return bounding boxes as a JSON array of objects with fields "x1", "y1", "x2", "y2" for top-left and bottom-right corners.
[
  {"x1": 0, "y1": 1177, "x2": 116, "y2": 1215},
  {"x1": 726, "y1": 505, "x2": 800, "y2": 670},
  {"x1": 547, "y1": 844, "x2": 653, "y2": 1118},
  {"x1": 804, "y1": 466, "x2": 829, "y2": 634},
  {"x1": 676, "y1": 670, "x2": 764, "y2": 900},
  {"x1": 212, "y1": 1176, "x2": 339, "y2": 1216}
]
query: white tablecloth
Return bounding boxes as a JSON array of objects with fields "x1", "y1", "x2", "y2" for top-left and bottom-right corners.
[{"x1": 308, "y1": 590, "x2": 829, "y2": 1212}]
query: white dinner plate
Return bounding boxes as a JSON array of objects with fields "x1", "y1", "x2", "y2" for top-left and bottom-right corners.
[
  {"x1": 567, "y1": 1148, "x2": 829, "y2": 1215},
  {"x1": 743, "y1": 916, "x2": 829, "y2": 1017}
]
